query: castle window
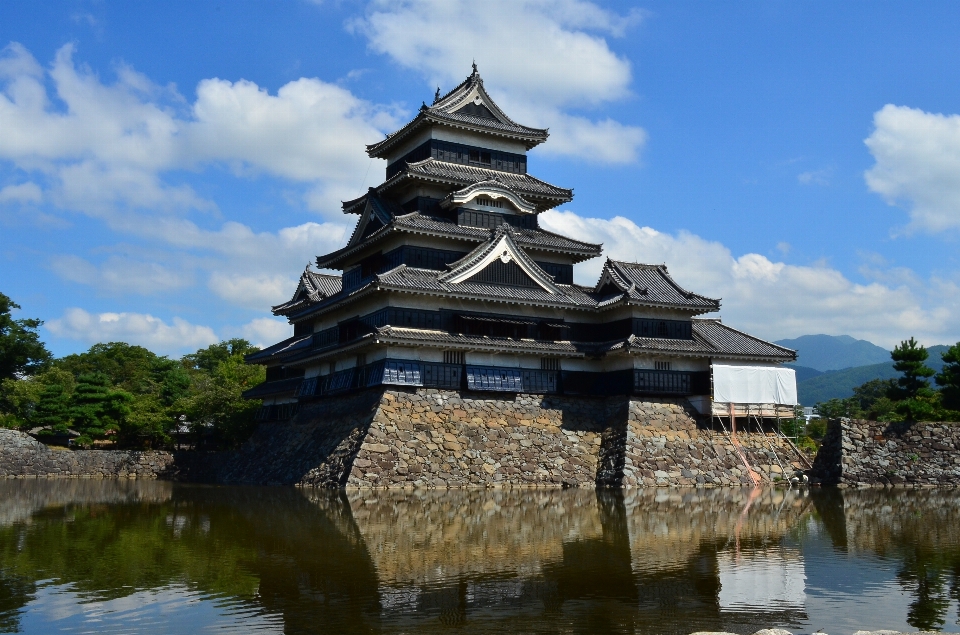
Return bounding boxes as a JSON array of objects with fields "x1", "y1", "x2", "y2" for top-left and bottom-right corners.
[
  {"x1": 541, "y1": 358, "x2": 560, "y2": 371},
  {"x1": 655, "y1": 361, "x2": 671, "y2": 371},
  {"x1": 476, "y1": 196, "x2": 503, "y2": 209},
  {"x1": 444, "y1": 351, "x2": 465, "y2": 365}
]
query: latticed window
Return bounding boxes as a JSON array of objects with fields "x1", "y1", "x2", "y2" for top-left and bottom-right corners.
[
  {"x1": 443, "y1": 351, "x2": 465, "y2": 365},
  {"x1": 655, "y1": 361, "x2": 671, "y2": 371},
  {"x1": 541, "y1": 358, "x2": 560, "y2": 371}
]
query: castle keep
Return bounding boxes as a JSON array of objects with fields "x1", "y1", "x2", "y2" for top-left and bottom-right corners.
[
  {"x1": 239, "y1": 67, "x2": 802, "y2": 488},
  {"x1": 247, "y1": 66, "x2": 794, "y2": 412}
]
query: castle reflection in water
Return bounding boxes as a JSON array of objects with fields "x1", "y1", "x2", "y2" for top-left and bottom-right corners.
[{"x1": 1, "y1": 482, "x2": 960, "y2": 634}]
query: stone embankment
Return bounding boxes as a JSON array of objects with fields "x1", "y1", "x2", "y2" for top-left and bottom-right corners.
[
  {"x1": 810, "y1": 418, "x2": 960, "y2": 487},
  {"x1": 0, "y1": 429, "x2": 174, "y2": 479},
  {"x1": 0, "y1": 388, "x2": 806, "y2": 487},
  {"x1": 692, "y1": 631, "x2": 935, "y2": 635},
  {"x1": 287, "y1": 387, "x2": 804, "y2": 488}
]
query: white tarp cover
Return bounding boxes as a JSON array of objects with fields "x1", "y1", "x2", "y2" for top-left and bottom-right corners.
[{"x1": 712, "y1": 365, "x2": 797, "y2": 406}]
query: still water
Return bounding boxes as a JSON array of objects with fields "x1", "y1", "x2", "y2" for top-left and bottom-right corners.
[{"x1": 0, "y1": 481, "x2": 959, "y2": 635}]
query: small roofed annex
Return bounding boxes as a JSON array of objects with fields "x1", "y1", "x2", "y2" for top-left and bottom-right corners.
[{"x1": 245, "y1": 66, "x2": 796, "y2": 421}]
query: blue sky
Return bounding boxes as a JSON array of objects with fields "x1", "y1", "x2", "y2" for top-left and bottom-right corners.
[{"x1": 1, "y1": 0, "x2": 959, "y2": 357}]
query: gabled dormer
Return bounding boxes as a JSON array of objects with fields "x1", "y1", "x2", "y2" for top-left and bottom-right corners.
[
  {"x1": 440, "y1": 179, "x2": 537, "y2": 215},
  {"x1": 440, "y1": 225, "x2": 565, "y2": 295},
  {"x1": 344, "y1": 190, "x2": 400, "y2": 248}
]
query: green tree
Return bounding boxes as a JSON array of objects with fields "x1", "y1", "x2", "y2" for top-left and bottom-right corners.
[
  {"x1": 891, "y1": 337, "x2": 936, "y2": 399},
  {"x1": 851, "y1": 378, "x2": 898, "y2": 420},
  {"x1": 57, "y1": 342, "x2": 174, "y2": 394},
  {"x1": 0, "y1": 367, "x2": 76, "y2": 429},
  {"x1": 70, "y1": 372, "x2": 133, "y2": 444},
  {"x1": 816, "y1": 398, "x2": 854, "y2": 419},
  {"x1": 0, "y1": 292, "x2": 52, "y2": 380},
  {"x1": 33, "y1": 383, "x2": 72, "y2": 429},
  {"x1": 179, "y1": 351, "x2": 264, "y2": 449},
  {"x1": 182, "y1": 339, "x2": 259, "y2": 374},
  {"x1": 935, "y1": 342, "x2": 960, "y2": 411},
  {"x1": 122, "y1": 393, "x2": 173, "y2": 447}
]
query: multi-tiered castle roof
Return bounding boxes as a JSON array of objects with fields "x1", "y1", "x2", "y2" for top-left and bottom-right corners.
[{"x1": 246, "y1": 67, "x2": 794, "y2": 418}]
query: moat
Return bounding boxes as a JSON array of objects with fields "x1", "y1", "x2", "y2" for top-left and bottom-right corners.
[{"x1": 1, "y1": 481, "x2": 960, "y2": 634}]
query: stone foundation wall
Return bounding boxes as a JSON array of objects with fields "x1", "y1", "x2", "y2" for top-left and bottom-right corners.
[
  {"x1": 0, "y1": 388, "x2": 808, "y2": 488},
  {"x1": 0, "y1": 429, "x2": 174, "y2": 479},
  {"x1": 811, "y1": 418, "x2": 960, "y2": 486},
  {"x1": 330, "y1": 388, "x2": 804, "y2": 489}
]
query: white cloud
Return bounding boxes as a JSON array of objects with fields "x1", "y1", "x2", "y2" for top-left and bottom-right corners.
[
  {"x1": 46, "y1": 308, "x2": 219, "y2": 355},
  {"x1": 0, "y1": 41, "x2": 372, "y2": 312},
  {"x1": 350, "y1": 0, "x2": 646, "y2": 163},
  {"x1": 0, "y1": 181, "x2": 41, "y2": 204},
  {"x1": 208, "y1": 272, "x2": 295, "y2": 309},
  {"x1": 797, "y1": 169, "x2": 830, "y2": 186},
  {"x1": 540, "y1": 209, "x2": 960, "y2": 348},
  {"x1": 49, "y1": 255, "x2": 191, "y2": 295},
  {"x1": 865, "y1": 104, "x2": 960, "y2": 233},
  {"x1": 236, "y1": 317, "x2": 292, "y2": 349},
  {"x1": 0, "y1": 42, "x2": 396, "y2": 217}
]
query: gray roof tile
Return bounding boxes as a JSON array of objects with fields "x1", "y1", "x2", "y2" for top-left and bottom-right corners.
[
  {"x1": 272, "y1": 269, "x2": 342, "y2": 316},
  {"x1": 595, "y1": 260, "x2": 720, "y2": 311},
  {"x1": 367, "y1": 69, "x2": 548, "y2": 158},
  {"x1": 692, "y1": 319, "x2": 796, "y2": 360},
  {"x1": 399, "y1": 159, "x2": 571, "y2": 203}
]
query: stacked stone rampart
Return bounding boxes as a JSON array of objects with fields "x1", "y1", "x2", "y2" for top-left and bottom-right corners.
[
  {"x1": 327, "y1": 388, "x2": 804, "y2": 489},
  {"x1": 0, "y1": 388, "x2": 807, "y2": 488},
  {"x1": 810, "y1": 418, "x2": 960, "y2": 487},
  {"x1": 0, "y1": 429, "x2": 174, "y2": 479}
]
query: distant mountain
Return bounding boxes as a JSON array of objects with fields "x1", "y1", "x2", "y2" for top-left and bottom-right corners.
[
  {"x1": 774, "y1": 334, "x2": 890, "y2": 372},
  {"x1": 785, "y1": 364, "x2": 823, "y2": 383},
  {"x1": 796, "y1": 344, "x2": 952, "y2": 405},
  {"x1": 797, "y1": 362, "x2": 898, "y2": 405}
]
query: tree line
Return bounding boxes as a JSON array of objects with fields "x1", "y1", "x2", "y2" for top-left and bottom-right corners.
[
  {"x1": 0, "y1": 292, "x2": 265, "y2": 449},
  {"x1": 817, "y1": 337, "x2": 960, "y2": 422}
]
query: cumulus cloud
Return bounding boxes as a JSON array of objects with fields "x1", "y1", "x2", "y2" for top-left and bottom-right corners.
[
  {"x1": 208, "y1": 272, "x2": 296, "y2": 309},
  {"x1": 0, "y1": 42, "x2": 364, "y2": 310},
  {"x1": 49, "y1": 255, "x2": 192, "y2": 295},
  {"x1": 350, "y1": 0, "x2": 646, "y2": 163},
  {"x1": 46, "y1": 308, "x2": 219, "y2": 355},
  {"x1": 0, "y1": 41, "x2": 396, "y2": 217},
  {"x1": 865, "y1": 104, "x2": 960, "y2": 233},
  {"x1": 236, "y1": 317, "x2": 292, "y2": 349},
  {"x1": 540, "y1": 209, "x2": 960, "y2": 348},
  {"x1": 0, "y1": 181, "x2": 41, "y2": 204}
]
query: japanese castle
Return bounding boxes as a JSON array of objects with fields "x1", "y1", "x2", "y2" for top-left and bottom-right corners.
[{"x1": 247, "y1": 66, "x2": 795, "y2": 419}]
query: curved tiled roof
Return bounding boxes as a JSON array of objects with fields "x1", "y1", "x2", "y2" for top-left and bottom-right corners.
[
  {"x1": 367, "y1": 68, "x2": 548, "y2": 158},
  {"x1": 246, "y1": 334, "x2": 313, "y2": 363},
  {"x1": 692, "y1": 319, "x2": 796, "y2": 361},
  {"x1": 343, "y1": 161, "x2": 571, "y2": 213},
  {"x1": 272, "y1": 269, "x2": 343, "y2": 316},
  {"x1": 594, "y1": 259, "x2": 720, "y2": 312},
  {"x1": 400, "y1": 159, "x2": 571, "y2": 203},
  {"x1": 316, "y1": 212, "x2": 601, "y2": 269}
]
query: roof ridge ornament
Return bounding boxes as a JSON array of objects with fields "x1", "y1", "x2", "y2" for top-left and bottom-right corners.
[{"x1": 472, "y1": 60, "x2": 478, "y2": 76}]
